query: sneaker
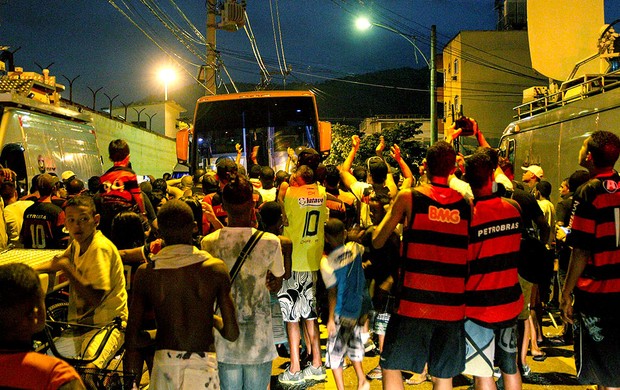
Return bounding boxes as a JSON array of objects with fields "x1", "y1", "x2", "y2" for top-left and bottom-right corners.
[
  {"x1": 364, "y1": 339, "x2": 377, "y2": 353},
  {"x1": 302, "y1": 363, "x2": 327, "y2": 381},
  {"x1": 367, "y1": 365, "x2": 383, "y2": 380},
  {"x1": 278, "y1": 369, "x2": 305, "y2": 385},
  {"x1": 521, "y1": 364, "x2": 531, "y2": 378}
]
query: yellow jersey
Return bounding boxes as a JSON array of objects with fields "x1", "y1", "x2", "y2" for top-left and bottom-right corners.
[{"x1": 283, "y1": 183, "x2": 328, "y2": 272}]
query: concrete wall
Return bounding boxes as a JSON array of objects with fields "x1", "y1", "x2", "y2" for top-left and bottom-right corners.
[
  {"x1": 112, "y1": 100, "x2": 186, "y2": 138},
  {"x1": 91, "y1": 114, "x2": 177, "y2": 177}
]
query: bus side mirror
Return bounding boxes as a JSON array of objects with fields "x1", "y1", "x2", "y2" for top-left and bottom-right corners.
[
  {"x1": 176, "y1": 127, "x2": 191, "y2": 164},
  {"x1": 319, "y1": 121, "x2": 331, "y2": 158}
]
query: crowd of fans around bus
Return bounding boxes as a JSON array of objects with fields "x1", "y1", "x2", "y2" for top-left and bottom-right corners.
[{"x1": 1, "y1": 118, "x2": 619, "y2": 390}]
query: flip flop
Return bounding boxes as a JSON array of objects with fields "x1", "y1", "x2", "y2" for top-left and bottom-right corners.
[
  {"x1": 405, "y1": 373, "x2": 429, "y2": 385},
  {"x1": 532, "y1": 352, "x2": 547, "y2": 361}
]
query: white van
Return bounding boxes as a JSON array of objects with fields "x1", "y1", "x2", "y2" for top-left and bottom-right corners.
[{"x1": 0, "y1": 93, "x2": 104, "y2": 194}]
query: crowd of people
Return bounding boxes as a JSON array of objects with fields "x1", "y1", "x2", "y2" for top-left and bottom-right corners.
[{"x1": 0, "y1": 122, "x2": 619, "y2": 390}]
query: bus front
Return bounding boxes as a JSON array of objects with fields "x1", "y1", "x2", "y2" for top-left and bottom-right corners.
[{"x1": 189, "y1": 91, "x2": 330, "y2": 172}]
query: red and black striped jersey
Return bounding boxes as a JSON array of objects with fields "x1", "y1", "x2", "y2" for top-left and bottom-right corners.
[
  {"x1": 567, "y1": 171, "x2": 620, "y2": 316},
  {"x1": 466, "y1": 195, "x2": 523, "y2": 328},
  {"x1": 398, "y1": 184, "x2": 471, "y2": 322},
  {"x1": 99, "y1": 166, "x2": 144, "y2": 213}
]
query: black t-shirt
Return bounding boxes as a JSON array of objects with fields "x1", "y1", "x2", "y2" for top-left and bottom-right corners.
[
  {"x1": 21, "y1": 201, "x2": 68, "y2": 249},
  {"x1": 510, "y1": 186, "x2": 543, "y2": 232}
]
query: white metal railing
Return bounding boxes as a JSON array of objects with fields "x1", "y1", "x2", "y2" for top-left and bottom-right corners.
[{"x1": 513, "y1": 69, "x2": 620, "y2": 119}]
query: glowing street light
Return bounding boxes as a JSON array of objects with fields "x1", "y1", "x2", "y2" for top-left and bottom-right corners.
[
  {"x1": 356, "y1": 17, "x2": 437, "y2": 144},
  {"x1": 159, "y1": 68, "x2": 176, "y2": 101}
]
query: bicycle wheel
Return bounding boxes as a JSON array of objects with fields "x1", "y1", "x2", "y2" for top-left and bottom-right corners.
[{"x1": 47, "y1": 301, "x2": 69, "y2": 338}]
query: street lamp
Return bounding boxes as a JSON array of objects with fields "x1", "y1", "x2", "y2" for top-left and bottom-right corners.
[
  {"x1": 356, "y1": 17, "x2": 437, "y2": 144},
  {"x1": 159, "y1": 68, "x2": 176, "y2": 101}
]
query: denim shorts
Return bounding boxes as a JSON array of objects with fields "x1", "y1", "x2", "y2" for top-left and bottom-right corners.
[
  {"x1": 463, "y1": 320, "x2": 518, "y2": 377},
  {"x1": 380, "y1": 314, "x2": 465, "y2": 379},
  {"x1": 218, "y1": 361, "x2": 272, "y2": 390}
]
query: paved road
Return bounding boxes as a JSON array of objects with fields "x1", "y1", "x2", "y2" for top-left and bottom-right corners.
[{"x1": 269, "y1": 311, "x2": 594, "y2": 390}]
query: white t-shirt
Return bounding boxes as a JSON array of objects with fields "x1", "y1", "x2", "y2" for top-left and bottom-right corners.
[
  {"x1": 350, "y1": 181, "x2": 373, "y2": 228},
  {"x1": 201, "y1": 227, "x2": 285, "y2": 365},
  {"x1": 66, "y1": 231, "x2": 128, "y2": 326},
  {"x1": 258, "y1": 187, "x2": 277, "y2": 203},
  {"x1": 537, "y1": 198, "x2": 556, "y2": 246},
  {"x1": 4, "y1": 200, "x2": 34, "y2": 245}
]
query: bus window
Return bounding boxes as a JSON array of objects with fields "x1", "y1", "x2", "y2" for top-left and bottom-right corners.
[
  {"x1": 498, "y1": 137, "x2": 516, "y2": 168},
  {"x1": 192, "y1": 93, "x2": 323, "y2": 172}
]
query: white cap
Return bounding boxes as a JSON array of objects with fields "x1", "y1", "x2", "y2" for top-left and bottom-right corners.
[{"x1": 521, "y1": 165, "x2": 544, "y2": 179}]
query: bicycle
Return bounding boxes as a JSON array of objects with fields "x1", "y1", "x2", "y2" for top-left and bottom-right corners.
[{"x1": 42, "y1": 315, "x2": 137, "y2": 390}]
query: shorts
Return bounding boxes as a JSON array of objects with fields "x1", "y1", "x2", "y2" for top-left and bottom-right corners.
[
  {"x1": 278, "y1": 271, "x2": 318, "y2": 322},
  {"x1": 372, "y1": 289, "x2": 395, "y2": 335},
  {"x1": 152, "y1": 350, "x2": 219, "y2": 390},
  {"x1": 373, "y1": 312, "x2": 391, "y2": 336},
  {"x1": 518, "y1": 276, "x2": 532, "y2": 320},
  {"x1": 574, "y1": 312, "x2": 620, "y2": 387},
  {"x1": 270, "y1": 292, "x2": 287, "y2": 345},
  {"x1": 51, "y1": 326, "x2": 123, "y2": 369},
  {"x1": 380, "y1": 314, "x2": 465, "y2": 379},
  {"x1": 463, "y1": 320, "x2": 518, "y2": 377},
  {"x1": 326, "y1": 316, "x2": 365, "y2": 369},
  {"x1": 218, "y1": 361, "x2": 272, "y2": 390}
]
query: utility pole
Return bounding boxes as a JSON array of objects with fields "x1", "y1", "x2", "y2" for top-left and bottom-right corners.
[
  {"x1": 205, "y1": 0, "x2": 217, "y2": 95},
  {"x1": 430, "y1": 25, "x2": 437, "y2": 145}
]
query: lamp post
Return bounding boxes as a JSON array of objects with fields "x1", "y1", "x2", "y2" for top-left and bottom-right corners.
[
  {"x1": 159, "y1": 68, "x2": 176, "y2": 101},
  {"x1": 356, "y1": 18, "x2": 437, "y2": 144}
]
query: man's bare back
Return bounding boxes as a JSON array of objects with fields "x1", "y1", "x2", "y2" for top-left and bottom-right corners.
[
  {"x1": 124, "y1": 200, "x2": 239, "y2": 381},
  {"x1": 132, "y1": 257, "x2": 234, "y2": 352}
]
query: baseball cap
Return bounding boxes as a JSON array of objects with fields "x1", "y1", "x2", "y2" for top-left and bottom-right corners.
[
  {"x1": 37, "y1": 173, "x2": 60, "y2": 193},
  {"x1": 61, "y1": 170, "x2": 76, "y2": 182},
  {"x1": 521, "y1": 165, "x2": 544, "y2": 179},
  {"x1": 215, "y1": 158, "x2": 238, "y2": 181},
  {"x1": 297, "y1": 147, "x2": 320, "y2": 170},
  {"x1": 367, "y1": 156, "x2": 388, "y2": 176}
]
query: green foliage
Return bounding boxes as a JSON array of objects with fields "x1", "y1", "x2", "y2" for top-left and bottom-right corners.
[
  {"x1": 323, "y1": 123, "x2": 361, "y2": 166},
  {"x1": 324, "y1": 122, "x2": 428, "y2": 173}
]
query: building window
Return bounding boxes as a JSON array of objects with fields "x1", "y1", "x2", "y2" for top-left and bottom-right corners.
[
  {"x1": 453, "y1": 59, "x2": 459, "y2": 75},
  {"x1": 454, "y1": 95, "x2": 460, "y2": 113}
]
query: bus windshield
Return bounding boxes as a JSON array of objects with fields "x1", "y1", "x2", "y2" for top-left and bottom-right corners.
[{"x1": 193, "y1": 94, "x2": 319, "y2": 171}]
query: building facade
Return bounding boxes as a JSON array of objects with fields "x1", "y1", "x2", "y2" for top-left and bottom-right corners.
[
  {"x1": 111, "y1": 100, "x2": 186, "y2": 139},
  {"x1": 441, "y1": 30, "x2": 547, "y2": 146}
]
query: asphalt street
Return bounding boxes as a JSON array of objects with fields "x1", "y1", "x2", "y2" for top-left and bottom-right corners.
[{"x1": 269, "y1": 310, "x2": 595, "y2": 390}]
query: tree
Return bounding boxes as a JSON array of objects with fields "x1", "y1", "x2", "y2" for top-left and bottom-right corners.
[
  {"x1": 324, "y1": 121, "x2": 427, "y2": 176},
  {"x1": 323, "y1": 123, "x2": 361, "y2": 166}
]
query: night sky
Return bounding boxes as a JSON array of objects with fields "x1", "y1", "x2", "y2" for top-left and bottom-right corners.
[{"x1": 1, "y1": 1, "x2": 618, "y2": 107}]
